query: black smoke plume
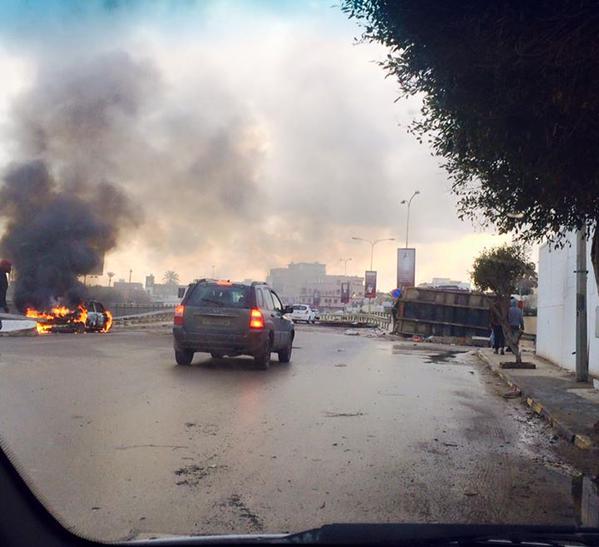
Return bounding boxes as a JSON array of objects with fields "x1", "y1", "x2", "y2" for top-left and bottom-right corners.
[
  {"x1": 0, "y1": 51, "x2": 151, "y2": 311},
  {"x1": 0, "y1": 160, "x2": 133, "y2": 310}
]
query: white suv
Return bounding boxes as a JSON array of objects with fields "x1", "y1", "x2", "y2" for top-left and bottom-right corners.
[{"x1": 287, "y1": 305, "x2": 316, "y2": 324}]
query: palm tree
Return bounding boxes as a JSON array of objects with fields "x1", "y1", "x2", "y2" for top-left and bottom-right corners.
[
  {"x1": 163, "y1": 270, "x2": 180, "y2": 286},
  {"x1": 107, "y1": 272, "x2": 115, "y2": 287}
]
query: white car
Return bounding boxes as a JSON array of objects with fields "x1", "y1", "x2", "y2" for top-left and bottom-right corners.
[{"x1": 287, "y1": 305, "x2": 316, "y2": 324}]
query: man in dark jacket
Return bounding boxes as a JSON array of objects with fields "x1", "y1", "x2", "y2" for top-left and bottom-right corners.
[{"x1": 0, "y1": 259, "x2": 12, "y2": 313}]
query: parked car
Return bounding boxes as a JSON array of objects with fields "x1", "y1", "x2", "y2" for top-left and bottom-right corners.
[
  {"x1": 172, "y1": 279, "x2": 294, "y2": 369},
  {"x1": 287, "y1": 304, "x2": 317, "y2": 324}
]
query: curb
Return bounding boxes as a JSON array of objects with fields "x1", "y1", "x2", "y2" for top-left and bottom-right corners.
[{"x1": 476, "y1": 350, "x2": 595, "y2": 450}]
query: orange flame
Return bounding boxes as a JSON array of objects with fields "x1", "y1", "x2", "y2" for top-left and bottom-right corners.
[
  {"x1": 101, "y1": 310, "x2": 113, "y2": 333},
  {"x1": 25, "y1": 305, "x2": 89, "y2": 335}
]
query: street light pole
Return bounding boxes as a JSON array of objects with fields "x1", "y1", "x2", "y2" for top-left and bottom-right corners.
[
  {"x1": 401, "y1": 191, "x2": 420, "y2": 248},
  {"x1": 339, "y1": 257, "x2": 352, "y2": 276},
  {"x1": 352, "y1": 237, "x2": 395, "y2": 313}
]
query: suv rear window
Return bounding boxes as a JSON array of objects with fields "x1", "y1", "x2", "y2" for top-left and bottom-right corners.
[
  {"x1": 294, "y1": 305, "x2": 307, "y2": 310},
  {"x1": 187, "y1": 284, "x2": 250, "y2": 308}
]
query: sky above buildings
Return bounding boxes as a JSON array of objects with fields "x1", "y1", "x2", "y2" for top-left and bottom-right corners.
[{"x1": 0, "y1": 0, "x2": 511, "y2": 291}]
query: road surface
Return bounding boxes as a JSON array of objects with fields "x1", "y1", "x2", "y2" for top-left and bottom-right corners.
[{"x1": 0, "y1": 326, "x2": 587, "y2": 541}]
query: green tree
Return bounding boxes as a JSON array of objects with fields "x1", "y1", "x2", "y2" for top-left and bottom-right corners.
[
  {"x1": 163, "y1": 270, "x2": 180, "y2": 286},
  {"x1": 342, "y1": 1, "x2": 599, "y2": 287},
  {"x1": 471, "y1": 244, "x2": 536, "y2": 363}
]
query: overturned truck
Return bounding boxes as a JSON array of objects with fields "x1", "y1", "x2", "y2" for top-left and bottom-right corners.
[{"x1": 393, "y1": 287, "x2": 492, "y2": 345}]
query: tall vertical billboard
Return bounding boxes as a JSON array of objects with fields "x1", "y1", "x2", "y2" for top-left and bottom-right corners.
[
  {"x1": 364, "y1": 271, "x2": 377, "y2": 299},
  {"x1": 397, "y1": 248, "x2": 416, "y2": 288}
]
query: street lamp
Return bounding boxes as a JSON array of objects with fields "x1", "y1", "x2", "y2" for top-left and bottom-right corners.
[
  {"x1": 352, "y1": 237, "x2": 395, "y2": 271},
  {"x1": 400, "y1": 190, "x2": 420, "y2": 248},
  {"x1": 352, "y1": 237, "x2": 396, "y2": 313},
  {"x1": 339, "y1": 257, "x2": 352, "y2": 276}
]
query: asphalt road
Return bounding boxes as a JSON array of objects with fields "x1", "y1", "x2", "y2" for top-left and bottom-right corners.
[{"x1": 0, "y1": 326, "x2": 586, "y2": 541}]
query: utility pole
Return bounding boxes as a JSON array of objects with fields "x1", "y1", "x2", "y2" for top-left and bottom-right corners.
[
  {"x1": 339, "y1": 258, "x2": 352, "y2": 276},
  {"x1": 352, "y1": 237, "x2": 395, "y2": 313},
  {"x1": 575, "y1": 228, "x2": 589, "y2": 382},
  {"x1": 129, "y1": 269, "x2": 132, "y2": 284}
]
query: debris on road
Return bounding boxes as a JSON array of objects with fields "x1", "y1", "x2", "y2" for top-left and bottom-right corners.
[
  {"x1": 344, "y1": 329, "x2": 360, "y2": 336},
  {"x1": 502, "y1": 386, "x2": 523, "y2": 399},
  {"x1": 324, "y1": 411, "x2": 365, "y2": 418}
]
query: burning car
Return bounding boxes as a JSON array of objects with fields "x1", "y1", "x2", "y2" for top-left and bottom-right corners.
[{"x1": 25, "y1": 300, "x2": 113, "y2": 335}]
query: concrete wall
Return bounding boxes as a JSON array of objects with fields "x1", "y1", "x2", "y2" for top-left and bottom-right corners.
[{"x1": 537, "y1": 232, "x2": 599, "y2": 377}]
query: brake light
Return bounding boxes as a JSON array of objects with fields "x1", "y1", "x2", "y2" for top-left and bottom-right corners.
[
  {"x1": 217, "y1": 279, "x2": 232, "y2": 285},
  {"x1": 174, "y1": 304, "x2": 185, "y2": 326},
  {"x1": 249, "y1": 307, "x2": 264, "y2": 329}
]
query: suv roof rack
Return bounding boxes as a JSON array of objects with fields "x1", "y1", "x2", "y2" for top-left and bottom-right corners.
[{"x1": 251, "y1": 281, "x2": 268, "y2": 286}]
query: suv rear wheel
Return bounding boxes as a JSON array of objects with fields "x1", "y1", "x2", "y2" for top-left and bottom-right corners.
[
  {"x1": 254, "y1": 337, "x2": 271, "y2": 370},
  {"x1": 278, "y1": 336, "x2": 293, "y2": 363},
  {"x1": 175, "y1": 349, "x2": 194, "y2": 366}
]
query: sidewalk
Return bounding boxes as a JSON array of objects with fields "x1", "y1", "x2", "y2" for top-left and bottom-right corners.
[{"x1": 477, "y1": 348, "x2": 599, "y2": 451}]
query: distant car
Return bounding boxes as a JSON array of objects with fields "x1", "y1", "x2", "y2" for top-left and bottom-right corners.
[
  {"x1": 172, "y1": 280, "x2": 294, "y2": 369},
  {"x1": 287, "y1": 305, "x2": 316, "y2": 324}
]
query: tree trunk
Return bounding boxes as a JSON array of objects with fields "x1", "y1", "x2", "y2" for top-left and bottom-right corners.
[{"x1": 491, "y1": 297, "x2": 521, "y2": 363}]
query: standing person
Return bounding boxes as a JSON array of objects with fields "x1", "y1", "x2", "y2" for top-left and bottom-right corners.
[
  {"x1": 507, "y1": 297, "x2": 525, "y2": 352},
  {"x1": 0, "y1": 259, "x2": 11, "y2": 313},
  {"x1": 490, "y1": 306, "x2": 505, "y2": 355}
]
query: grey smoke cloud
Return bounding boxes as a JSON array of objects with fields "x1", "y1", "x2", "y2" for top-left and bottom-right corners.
[{"x1": 0, "y1": 5, "x2": 487, "y2": 291}]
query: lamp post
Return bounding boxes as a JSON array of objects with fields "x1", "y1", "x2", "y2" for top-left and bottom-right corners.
[
  {"x1": 352, "y1": 237, "x2": 395, "y2": 312},
  {"x1": 339, "y1": 257, "x2": 352, "y2": 276},
  {"x1": 400, "y1": 191, "x2": 420, "y2": 248}
]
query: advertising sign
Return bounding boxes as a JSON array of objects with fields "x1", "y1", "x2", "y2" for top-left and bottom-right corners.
[
  {"x1": 364, "y1": 271, "x2": 377, "y2": 299},
  {"x1": 391, "y1": 288, "x2": 402, "y2": 299},
  {"x1": 397, "y1": 248, "x2": 416, "y2": 288},
  {"x1": 340, "y1": 282, "x2": 350, "y2": 303}
]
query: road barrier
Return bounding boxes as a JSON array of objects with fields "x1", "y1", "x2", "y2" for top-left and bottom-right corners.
[
  {"x1": 318, "y1": 312, "x2": 392, "y2": 331},
  {"x1": 112, "y1": 309, "x2": 394, "y2": 330},
  {"x1": 112, "y1": 308, "x2": 175, "y2": 326}
]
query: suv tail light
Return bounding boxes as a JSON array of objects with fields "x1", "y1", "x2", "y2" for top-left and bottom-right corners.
[
  {"x1": 249, "y1": 307, "x2": 264, "y2": 329},
  {"x1": 174, "y1": 304, "x2": 185, "y2": 326}
]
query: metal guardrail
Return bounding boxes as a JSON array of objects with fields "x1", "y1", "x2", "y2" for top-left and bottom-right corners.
[
  {"x1": 109, "y1": 303, "x2": 176, "y2": 318},
  {"x1": 112, "y1": 308, "x2": 175, "y2": 325},
  {"x1": 318, "y1": 312, "x2": 392, "y2": 330}
]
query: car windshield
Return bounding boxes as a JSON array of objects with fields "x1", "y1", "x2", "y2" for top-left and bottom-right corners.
[
  {"x1": 0, "y1": 1, "x2": 598, "y2": 545},
  {"x1": 188, "y1": 285, "x2": 250, "y2": 308}
]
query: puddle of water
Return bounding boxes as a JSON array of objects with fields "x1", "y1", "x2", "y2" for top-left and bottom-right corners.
[
  {"x1": 572, "y1": 474, "x2": 599, "y2": 527},
  {"x1": 424, "y1": 350, "x2": 464, "y2": 364}
]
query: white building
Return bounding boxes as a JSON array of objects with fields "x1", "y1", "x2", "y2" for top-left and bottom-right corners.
[
  {"x1": 418, "y1": 277, "x2": 471, "y2": 291},
  {"x1": 267, "y1": 262, "x2": 364, "y2": 310},
  {"x1": 537, "y1": 232, "x2": 599, "y2": 378}
]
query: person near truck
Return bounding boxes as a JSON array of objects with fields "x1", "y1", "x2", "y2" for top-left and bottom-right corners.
[
  {"x1": 506, "y1": 297, "x2": 524, "y2": 352},
  {"x1": 490, "y1": 307, "x2": 505, "y2": 355},
  {"x1": 0, "y1": 259, "x2": 11, "y2": 313}
]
